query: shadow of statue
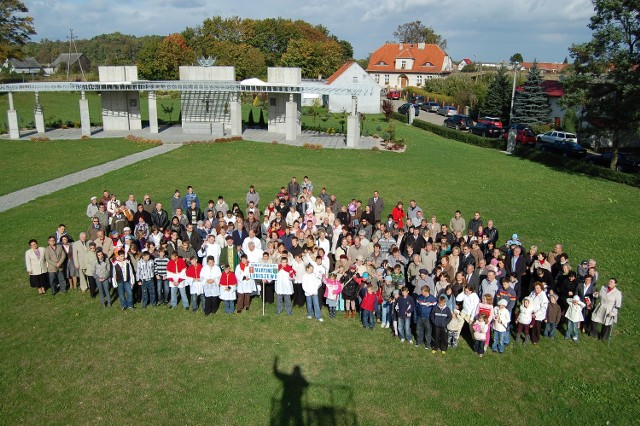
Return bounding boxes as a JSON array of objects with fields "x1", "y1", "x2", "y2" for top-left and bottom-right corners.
[{"x1": 272, "y1": 356, "x2": 309, "y2": 426}]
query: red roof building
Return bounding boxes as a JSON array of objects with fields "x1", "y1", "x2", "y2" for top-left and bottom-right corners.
[{"x1": 366, "y1": 43, "x2": 453, "y2": 89}]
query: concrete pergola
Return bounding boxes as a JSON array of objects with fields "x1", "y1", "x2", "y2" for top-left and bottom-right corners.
[{"x1": 0, "y1": 66, "x2": 378, "y2": 147}]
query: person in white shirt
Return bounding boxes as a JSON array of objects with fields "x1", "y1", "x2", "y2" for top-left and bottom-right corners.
[
  {"x1": 275, "y1": 257, "x2": 295, "y2": 315},
  {"x1": 235, "y1": 255, "x2": 256, "y2": 313},
  {"x1": 242, "y1": 229, "x2": 261, "y2": 254},
  {"x1": 202, "y1": 256, "x2": 222, "y2": 315},
  {"x1": 456, "y1": 285, "x2": 480, "y2": 327},
  {"x1": 302, "y1": 263, "x2": 323, "y2": 321},
  {"x1": 198, "y1": 234, "x2": 221, "y2": 266},
  {"x1": 491, "y1": 299, "x2": 511, "y2": 353}
]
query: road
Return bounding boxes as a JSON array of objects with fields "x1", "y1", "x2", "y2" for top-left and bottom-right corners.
[{"x1": 387, "y1": 98, "x2": 447, "y2": 126}]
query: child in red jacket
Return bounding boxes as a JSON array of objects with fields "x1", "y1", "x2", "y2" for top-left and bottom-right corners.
[
  {"x1": 186, "y1": 256, "x2": 204, "y2": 313},
  {"x1": 219, "y1": 264, "x2": 238, "y2": 314},
  {"x1": 167, "y1": 251, "x2": 187, "y2": 309},
  {"x1": 360, "y1": 285, "x2": 378, "y2": 330}
]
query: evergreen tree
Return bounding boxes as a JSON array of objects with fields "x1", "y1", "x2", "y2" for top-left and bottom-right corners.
[
  {"x1": 258, "y1": 109, "x2": 266, "y2": 128},
  {"x1": 480, "y1": 66, "x2": 511, "y2": 121},
  {"x1": 511, "y1": 61, "x2": 550, "y2": 126},
  {"x1": 247, "y1": 109, "x2": 255, "y2": 127}
]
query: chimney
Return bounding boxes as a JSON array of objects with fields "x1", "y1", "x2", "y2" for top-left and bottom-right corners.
[
  {"x1": 418, "y1": 43, "x2": 425, "y2": 50},
  {"x1": 399, "y1": 43, "x2": 403, "y2": 50}
]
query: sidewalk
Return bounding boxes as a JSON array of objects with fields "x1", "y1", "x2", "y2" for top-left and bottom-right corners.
[{"x1": 0, "y1": 143, "x2": 181, "y2": 213}]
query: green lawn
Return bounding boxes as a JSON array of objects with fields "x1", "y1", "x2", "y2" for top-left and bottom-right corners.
[
  {"x1": 0, "y1": 138, "x2": 156, "y2": 196},
  {"x1": 1, "y1": 122, "x2": 639, "y2": 425}
]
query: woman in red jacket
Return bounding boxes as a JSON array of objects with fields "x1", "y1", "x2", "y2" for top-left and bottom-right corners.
[{"x1": 391, "y1": 202, "x2": 406, "y2": 230}]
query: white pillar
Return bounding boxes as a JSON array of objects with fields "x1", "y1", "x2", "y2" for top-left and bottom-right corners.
[
  {"x1": 79, "y1": 91, "x2": 91, "y2": 137},
  {"x1": 34, "y1": 92, "x2": 45, "y2": 134},
  {"x1": 408, "y1": 103, "x2": 415, "y2": 125},
  {"x1": 285, "y1": 94, "x2": 297, "y2": 141},
  {"x1": 346, "y1": 96, "x2": 360, "y2": 148},
  {"x1": 7, "y1": 92, "x2": 20, "y2": 139},
  {"x1": 148, "y1": 91, "x2": 158, "y2": 134},
  {"x1": 229, "y1": 94, "x2": 242, "y2": 136}
]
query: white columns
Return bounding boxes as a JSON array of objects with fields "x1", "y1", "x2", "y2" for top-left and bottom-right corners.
[
  {"x1": 148, "y1": 91, "x2": 158, "y2": 134},
  {"x1": 346, "y1": 96, "x2": 360, "y2": 148},
  {"x1": 34, "y1": 92, "x2": 45, "y2": 134},
  {"x1": 79, "y1": 91, "x2": 91, "y2": 137},
  {"x1": 228, "y1": 93, "x2": 242, "y2": 137},
  {"x1": 7, "y1": 92, "x2": 20, "y2": 139}
]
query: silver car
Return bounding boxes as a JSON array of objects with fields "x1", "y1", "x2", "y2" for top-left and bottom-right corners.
[
  {"x1": 437, "y1": 106, "x2": 458, "y2": 116},
  {"x1": 536, "y1": 131, "x2": 577, "y2": 144}
]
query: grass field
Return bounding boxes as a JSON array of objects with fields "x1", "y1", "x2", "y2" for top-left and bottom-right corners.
[
  {"x1": 1, "y1": 122, "x2": 639, "y2": 425},
  {"x1": 0, "y1": 138, "x2": 156, "y2": 196}
]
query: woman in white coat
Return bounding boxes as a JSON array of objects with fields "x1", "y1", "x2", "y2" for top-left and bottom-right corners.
[
  {"x1": 528, "y1": 282, "x2": 549, "y2": 345},
  {"x1": 235, "y1": 254, "x2": 256, "y2": 313},
  {"x1": 590, "y1": 278, "x2": 622, "y2": 341},
  {"x1": 25, "y1": 239, "x2": 47, "y2": 294}
]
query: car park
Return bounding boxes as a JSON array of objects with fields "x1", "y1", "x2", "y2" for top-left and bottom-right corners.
[
  {"x1": 470, "y1": 122, "x2": 503, "y2": 138},
  {"x1": 444, "y1": 114, "x2": 474, "y2": 130},
  {"x1": 586, "y1": 151, "x2": 640, "y2": 173},
  {"x1": 437, "y1": 106, "x2": 458, "y2": 116},
  {"x1": 386, "y1": 91, "x2": 401, "y2": 100},
  {"x1": 500, "y1": 128, "x2": 536, "y2": 145},
  {"x1": 536, "y1": 131, "x2": 578, "y2": 144},
  {"x1": 420, "y1": 101, "x2": 441, "y2": 112},
  {"x1": 398, "y1": 103, "x2": 420, "y2": 116},
  {"x1": 536, "y1": 140, "x2": 587, "y2": 158}
]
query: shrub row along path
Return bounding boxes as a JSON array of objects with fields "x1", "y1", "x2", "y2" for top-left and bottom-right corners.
[
  {"x1": 1, "y1": 125, "x2": 378, "y2": 212},
  {"x1": 0, "y1": 143, "x2": 181, "y2": 213}
]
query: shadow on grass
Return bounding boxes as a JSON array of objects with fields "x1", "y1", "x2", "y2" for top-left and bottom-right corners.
[{"x1": 271, "y1": 356, "x2": 358, "y2": 426}]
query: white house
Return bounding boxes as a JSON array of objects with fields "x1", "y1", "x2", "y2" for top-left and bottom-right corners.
[
  {"x1": 457, "y1": 58, "x2": 472, "y2": 71},
  {"x1": 366, "y1": 43, "x2": 453, "y2": 90},
  {"x1": 3, "y1": 57, "x2": 42, "y2": 74},
  {"x1": 325, "y1": 60, "x2": 381, "y2": 114}
]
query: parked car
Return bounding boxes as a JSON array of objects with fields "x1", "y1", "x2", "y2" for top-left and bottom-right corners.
[
  {"x1": 500, "y1": 128, "x2": 536, "y2": 145},
  {"x1": 470, "y1": 122, "x2": 503, "y2": 138},
  {"x1": 586, "y1": 151, "x2": 640, "y2": 173},
  {"x1": 420, "y1": 101, "x2": 441, "y2": 112},
  {"x1": 386, "y1": 91, "x2": 401, "y2": 100},
  {"x1": 437, "y1": 106, "x2": 458, "y2": 116},
  {"x1": 444, "y1": 114, "x2": 474, "y2": 130},
  {"x1": 536, "y1": 140, "x2": 587, "y2": 158},
  {"x1": 409, "y1": 95, "x2": 425, "y2": 105},
  {"x1": 477, "y1": 116, "x2": 503, "y2": 129},
  {"x1": 536, "y1": 131, "x2": 578, "y2": 144},
  {"x1": 398, "y1": 103, "x2": 420, "y2": 116}
]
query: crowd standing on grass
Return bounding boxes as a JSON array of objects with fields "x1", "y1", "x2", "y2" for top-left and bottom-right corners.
[{"x1": 24, "y1": 178, "x2": 623, "y2": 355}]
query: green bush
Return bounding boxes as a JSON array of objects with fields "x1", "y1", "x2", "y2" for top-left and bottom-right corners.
[{"x1": 401, "y1": 86, "x2": 454, "y2": 104}]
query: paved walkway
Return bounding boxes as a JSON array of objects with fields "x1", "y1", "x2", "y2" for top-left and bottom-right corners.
[
  {"x1": 8, "y1": 125, "x2": 379, "y2": 149},
  {"x1": 0, "y1": 143, "x2": 181, "y2": 213}
]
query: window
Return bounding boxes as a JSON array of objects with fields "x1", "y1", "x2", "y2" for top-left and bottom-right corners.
[
  {"x1": 374, "y1": 74, "x2": 380, "y2": 83},
  {"x1": 417, "y1": 75, "x2": 423, "y2": 85},
  {"x1": 384, "y1": 74, "x2": 389, "y2": 84},
  {"x1": 401, "y1": 60, "x2": 406, "y2": 69},
  {"x1": 269, "y1": 98, "x2": 276, "y2": 107},
  {"x1": 352, "y1": 76, "x2": 358, "y2": 84}
]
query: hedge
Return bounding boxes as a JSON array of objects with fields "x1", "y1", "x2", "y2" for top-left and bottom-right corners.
[{"x1": 392, "y1": 112, "x2": 640, "y2": 188}]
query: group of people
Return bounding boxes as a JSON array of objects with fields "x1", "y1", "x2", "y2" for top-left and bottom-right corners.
[{"x1": 24, "y1": 177, "x2": 623, "y2": 355}]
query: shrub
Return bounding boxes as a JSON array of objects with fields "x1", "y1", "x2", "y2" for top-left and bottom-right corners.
[
  {"x1": 247, "y1": 109, "x2": 255, "y2": 127},
  {"x1": 404, "y1": 114, "x2": 507, "y2": 150},
  {"x1": 258, "y1": 109, "x2": 267, "y2": 128}
]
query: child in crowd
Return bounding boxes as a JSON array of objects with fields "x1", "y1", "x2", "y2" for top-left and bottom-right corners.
[
  {"x1": 565, "y1": 295, "x2": 585, "y2": 341},
  {"x1": 516, "y1": 297, "x2": 534, "y2": 345},
  {"x1": 235, "y1": 254, "x2": 256, "y2": 313},
  {"x1": 323, "y1": 272, "x2": 342, "y2": 319},
  {"x1": 430, "y1": 295, "x2": 452, "y2": 354},
  {"x1": 491, "y1": 299, "x2": 511, "y2": 353},
  {"x1": 136, "y1": 250, "x2": 156, "y2": 308},
  {"x1": 219, "y1": 264, "x2": 238, "y2": 314},
  {"x1": 167, "y1": 251, "x2": 188, "y2": 310},
  {"x1": 447, "y1": 303, "x2": 465, "y2": 349},
  {"x1": 202, "y1": 256, "x2": 221, "y2": 316},
  {"x1": 275, "y1": 256, "x2": 295, "y2": 316},
  {"x1": 472, "y1": 313, "x2": 489, "y2": 357},
  {"x1": 154, "y1": 248, "x2": 169, "y2": 305},
  {"x1": 396, "y1": 286, "x2": 415, "y2": 343},
  {"x1": 415, "y1": 285, "x2": 437, "y2": 350},
  {"x1": 391, "y1": 264, "x2": 405, "y2": 287},
  {"x1": 380, "y1": 275, "x2": 394, "y2": 328},
  {"x1": 391, "y1": 290, "x2": 400, "y2": 336},
  {"x1": 544, "y1": 293, "x2": 562, "y2": 338},
  {"x1": 475, "y1": 294, "x2": 495, "y2": 351},
  {"x1": 186, "y1": 256, "x2": 205, "y2": 313},
  {"x1": 360, "y1": 284, "x2": 378, "y2": 330},
  {"x1": 291, "y1": 253, "x2": 306, "y2": 308},
  {"x1": 302, "y1": 263, "x2": 323, "y2": 322}
]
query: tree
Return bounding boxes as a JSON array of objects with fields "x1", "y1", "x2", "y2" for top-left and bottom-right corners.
[
  {"x1": 280, "y1": 38, "x2": 344, "y2": 79},
  {"x1": 512, "y1": 61, "x2": 550, "y2": 126},
  {"x1": 481, "y1": 67, "x2": 512, "y2": 121},
  {"x1": 137, "y1": 34, "x2": 195, "y2": 80},
  {"x1": 206, "y1": 41, "x2": 266, "y2": 80},
  {"x1": 393, "y1": 21, "x2": 447, "y2": 49},
  {"x1": 0, "y1": 0, "x2": 36, "y2": 61},
  {"x1": 562, "y1": 0, "x2": 640, "y2": 171},
  {"x1": 510, "y1": 53, "x2": 523, "y2": 64}
]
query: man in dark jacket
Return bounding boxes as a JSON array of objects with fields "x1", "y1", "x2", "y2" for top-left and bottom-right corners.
[
  {"x1": 430, "y1": 295, "x2": 453, "y2": 353},
  {"x1": 415, "y1": 286, "x2": 437, "y2": 349},
  {"x1": 151, "y1": 203, "x2": 169, "y2": 231}
]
